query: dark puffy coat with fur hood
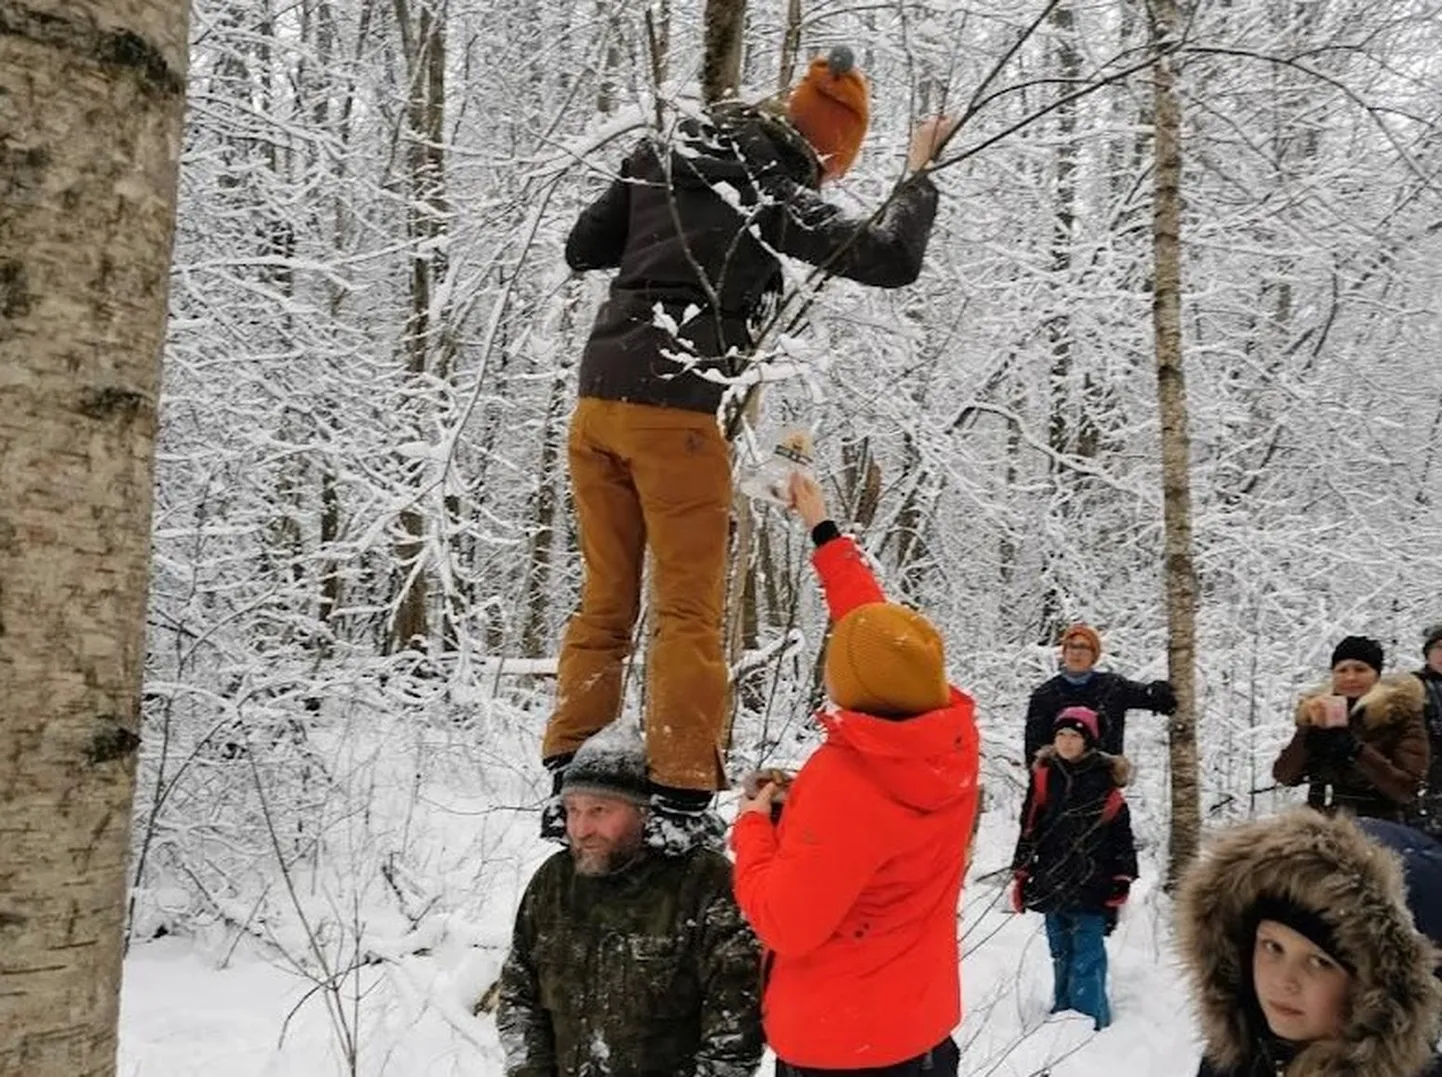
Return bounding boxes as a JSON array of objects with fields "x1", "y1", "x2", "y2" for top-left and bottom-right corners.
[
  {"x1": 1273, "y1": 674, "x2": 1429, "y2": 823},
  {"x1": 1177, "y1": 810, "x2": 1442, "y2": 1077},
  {"x1": 1011, "y1": 747, "x2": 1137, "y2": 914}
]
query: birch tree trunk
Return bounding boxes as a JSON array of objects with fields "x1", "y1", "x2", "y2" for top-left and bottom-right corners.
[
  {"x1": 0, "y1": 2, "x2": 188, "y2": 1073},
  {"x1": 1149, "y1": 0, "x2": 1201, "y2": 884}
]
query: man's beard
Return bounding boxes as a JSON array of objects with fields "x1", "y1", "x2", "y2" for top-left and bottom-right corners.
[{"x1": 571, "y1": 828, "x2": 645, "y2": 877}]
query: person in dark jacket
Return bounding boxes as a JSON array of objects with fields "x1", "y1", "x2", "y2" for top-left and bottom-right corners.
[
  {"x1": 730, "y1": 472, "x2": 979, "y2": 1076},
  {"x1": 542, "y1": 46, "x2": 954, "y2": 835},
  {"x1": 1272, "y1": 635, "x2": 1429, "y2": 823},
  {"x1": 1408, "y1": 623, "x2": 1442, "y2": 837},
  {"x1": 1022, "y1": 623, "x2": 1176, "y2": 761},
  {"x1": 496, "y1": 723, "x2": 763, "y2": 1077},
  {"x1": 1010, "y1": 705, "x2": 1137, "y2": 1031},
  {"x1": 1354, "y1": 817, "x2": 1442, "y2": 962},
  {"x1": 1176, "y1": 810, "x2": 1442, "y2": 1077}
]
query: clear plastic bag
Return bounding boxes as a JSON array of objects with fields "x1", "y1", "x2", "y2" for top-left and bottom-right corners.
[{"x1": 738, "y1": 427, "x2": 814, "y2": 506}]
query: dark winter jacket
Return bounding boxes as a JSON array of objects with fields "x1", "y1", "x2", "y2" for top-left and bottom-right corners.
[
  {"x1": 1272, "y1": 675, "x2": 1429, "y2": 823},
  {"x1": 1407, "y1": 668, "x2": 1442, "y2": 838},
  {"x1": 1022, "y1": 670, "x2": 1175, "y2": 761},
  {"x1": 565, "y1": 104, "x2": 940, "y2": 415},
  {"x1": 495, "y1": 846, "x2": 763, "y2": 1077},
  {"x1": 1177, "y1": 810, "x2": 1442, "y2": 1077},
  {"x1": 1011, "y1": 747, "x2": 1137, "y2": 914},
  {"x1": 1355, "y1": 817, "x2": 1442, "y2": 960}
]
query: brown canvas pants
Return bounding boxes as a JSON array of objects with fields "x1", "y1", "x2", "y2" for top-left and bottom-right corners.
[{"x1": 542, "y1": 398, "x2": 731, "y2": 791}]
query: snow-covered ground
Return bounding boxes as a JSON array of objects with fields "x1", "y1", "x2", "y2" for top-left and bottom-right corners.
[{"x1": 118, "y1": 806, "x2": 1204, "y2": 1076}]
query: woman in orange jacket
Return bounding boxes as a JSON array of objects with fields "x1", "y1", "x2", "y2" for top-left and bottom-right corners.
[{"x1": 730, "y1": 472, "x2": 981, "y2": 1076}]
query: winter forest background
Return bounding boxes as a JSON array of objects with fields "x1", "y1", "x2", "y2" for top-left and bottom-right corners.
[{"x1": 124, "y1": 0, "x2": 1442, "y2": 1071}]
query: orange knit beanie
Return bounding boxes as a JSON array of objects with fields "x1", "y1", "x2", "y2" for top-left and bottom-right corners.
[
  {"x1": 826, "y1": 602, "x2": 950, "y2": 716},
  {"x1": 1060, "y1": 623, "x2": 1103, "y2": 658},
  {"x1": 786, "y1": 45, "x2": 869, "y2": 178}
]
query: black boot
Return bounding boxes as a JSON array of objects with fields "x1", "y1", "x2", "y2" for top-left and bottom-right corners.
[
  {"x1": 539, "y1": 753, "x2": 573, "y2": 843},
  {"x1": 646, "y1": 784, "x2": 725, "y2": 855}
]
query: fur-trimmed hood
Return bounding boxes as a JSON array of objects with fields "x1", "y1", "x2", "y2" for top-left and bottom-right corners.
[
  {"x1": 1032, "y1": 744, "x2": 1134, "y2": 788},
  {"x1": 1177, "y1": 810, "x2": 1441, "y2": 1077},
  {"x1": 1294, "y1": 674, "x2": 1426, "y2": 732}
]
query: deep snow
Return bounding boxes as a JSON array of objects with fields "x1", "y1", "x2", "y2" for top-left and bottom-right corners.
[{"x1": 118, "y1": 805, "x2": 1205, "y2": 1076}]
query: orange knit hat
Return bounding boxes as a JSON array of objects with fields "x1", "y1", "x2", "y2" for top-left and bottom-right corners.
[
  {"x1": 826, "y1": 602, "x2": 950, "y2": 716},
  {"x1": 1060, "y1": 623, "x2": 1103, "y2": 658},
  {"x1": 786, "y1": 45, "x2": 869, "y2": 178}
]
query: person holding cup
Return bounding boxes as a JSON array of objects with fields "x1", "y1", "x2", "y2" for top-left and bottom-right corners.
[{"x1": 1272, "y1": 635, "x2": 1429, "y2": 822}]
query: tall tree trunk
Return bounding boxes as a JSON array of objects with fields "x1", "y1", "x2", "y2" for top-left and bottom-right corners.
[
  {"x1": 778, "y1": 0, "x2": 802, "y2": 92},
  {"x1": 390, "y1": 0, "x2": 449, "y2": 651},
  {"x1": 0, "y1": 2, "x2": 188, "y2": 1073},
  {"x1": 1039, "y1": 0, "x2": 1081, "y2": 642},
  {"x1": 1150, "y1": 0, "x2": 1200, "y2": 885},
  {"x1": 702, "y1": 0, "x2": 746, "y2": 103},
  {"x1": 707, "y1": 0, "x2": 754, "y2": 732}
]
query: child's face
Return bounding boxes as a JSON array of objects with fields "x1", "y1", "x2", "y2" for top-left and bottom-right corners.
[
  {"x1": 1053, "y1": 728, "x2": 1087, "y2": 762},
  {"x1": 1252, "y1": 919, "x2": 1351, "y2": 1044}
]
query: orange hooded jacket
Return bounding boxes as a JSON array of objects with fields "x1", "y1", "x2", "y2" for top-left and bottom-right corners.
[{"x1": 730, "y1": 535, "x2": 981, "y2": 1069}]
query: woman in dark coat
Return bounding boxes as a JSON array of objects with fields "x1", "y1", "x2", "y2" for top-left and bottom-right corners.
[
  {"x1": 1272, "y1": 635, "x2": 1428, "y2": 822},
  {"x1": 1176, "y1": 810, "x2": 1442, "y2": 1077}
]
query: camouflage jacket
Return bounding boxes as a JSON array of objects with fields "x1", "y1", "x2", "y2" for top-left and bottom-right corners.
[{"x1": 495, "y1": 847, "x2": 762, "y2": 1077}]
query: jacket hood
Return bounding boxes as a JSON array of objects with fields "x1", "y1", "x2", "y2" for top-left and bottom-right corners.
[
  {"x1": 1031, "y1": 745, "x2": 1134, "y2": 787},
  {"x1": 1176, "y1": 810, "x2": 1441, "y2": 1077},
  {"x1": 819, "y1": 688, "x2": 979, "y2": 813},
  {"x1": 1294, "y1": 673, "x2": 1426, "y2": 731}
]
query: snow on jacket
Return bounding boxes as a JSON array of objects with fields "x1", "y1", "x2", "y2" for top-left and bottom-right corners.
[
  {"x1": 1272, "y1": 674, "x2": 1429, "y2": 822},
  {"x1": 1177, "y1": 810, "x2": 1442, "y2": 1077},
  {"x1": 1012, "y1": 747, "x2": 1137, "y2": 914},
  {"x1": 565, "y1": 103, "x2": 940, "y2": 415},
  {"x1": 730, "y1": 535, "x2": 980, "y2": 1069},
  {"x1": 495, "y1": 846, "x2": 762, "y2": 1077}
]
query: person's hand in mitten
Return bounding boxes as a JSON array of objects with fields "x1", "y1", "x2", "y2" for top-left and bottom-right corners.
[
  {"x1": 1010, "y1": 872, "x2": 1028, "y2": 913},
  {"x1": 1104, "y1": 876, "x2": 1132, "y2": 908},
  {"x1": 1312, "y1": 727, "x2": 1361, "y2": 767},
  {"x1": 1149, "y1": 679, "x2": 1178, "y2": 715}
]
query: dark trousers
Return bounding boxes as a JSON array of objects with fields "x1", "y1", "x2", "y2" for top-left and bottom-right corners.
[{"x1": 776, "y1": 1037, "x2": 959, "y2": 1077}]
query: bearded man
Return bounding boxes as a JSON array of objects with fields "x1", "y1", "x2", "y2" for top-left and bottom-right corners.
[{"x1": 495, "y1": 723, "x2": 762, "y2": 1077}]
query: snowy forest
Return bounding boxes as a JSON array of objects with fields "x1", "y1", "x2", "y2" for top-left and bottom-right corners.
[{"x1": 5, "y1": 0, "x2": 1442, "y2": 1072}]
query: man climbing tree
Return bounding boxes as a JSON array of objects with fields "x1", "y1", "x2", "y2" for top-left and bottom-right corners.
[
  {"x1": 0, "y1": 2, "x2": 189, "y2": 1073},
  {"x1": 541, "y1": 46, "x2": 957, "y2": 841}
]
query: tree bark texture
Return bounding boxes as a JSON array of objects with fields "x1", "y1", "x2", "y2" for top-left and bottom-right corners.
[
  {"x1": 1149, "y1": 0, "x2": 1201, "y2": 885},
  {"x1": 701, "y1": 0, "x2": 746, "y2": 104},
  {"x1": 0, "y1": 2, "x2": 188, "y2": 1074},
  {"x1": 390, "y1": 0, "x2": 448, "y2": 650}
]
